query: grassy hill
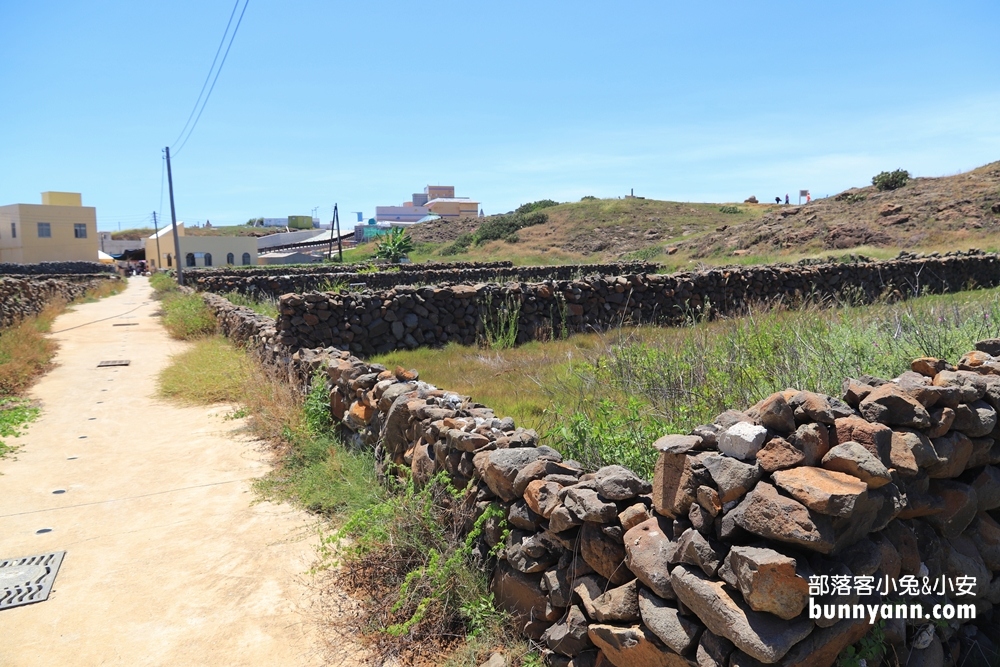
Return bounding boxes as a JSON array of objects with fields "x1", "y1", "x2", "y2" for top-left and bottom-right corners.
[
  {"x1": 111, "y1": 225, "x2": 284, "y2": 241},
  {"x1": 404, "y1": 160, "x2": 1000, "y2": 269}
]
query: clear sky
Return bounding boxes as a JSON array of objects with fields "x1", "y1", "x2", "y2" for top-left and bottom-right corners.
[{"x1": 2, "y1": 1, "x2": 998, "y2": 231}]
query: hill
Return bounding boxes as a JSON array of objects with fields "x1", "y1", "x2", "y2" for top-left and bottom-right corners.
[
  {"x1": 111, "y1": 225, "x2": 285, "y2": 241},
  {"x1": 405, "y1": 161, "x2": 1000, "y2": 268}
]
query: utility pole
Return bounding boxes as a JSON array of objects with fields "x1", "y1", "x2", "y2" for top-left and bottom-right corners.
[
  {"x1": 327, "y1": 204, "x2": 337, "y2": 261},
  {"x1": 165, "y1": 146, "x2": 184, "y2": 285},
  {"x1": 152, "y1": 211, "x2": 161, "y2": 271},
  {"x1": 335, "y1": 204, "x2": 342, "y2": 262}
]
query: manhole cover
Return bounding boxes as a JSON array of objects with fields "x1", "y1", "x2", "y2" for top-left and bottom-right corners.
[
  {"x1": 0, "y1": 551, "x2": 65, "y2": 610},
  {"x1": 97, "y1": 360, "x2": 130, "y2": 367}
]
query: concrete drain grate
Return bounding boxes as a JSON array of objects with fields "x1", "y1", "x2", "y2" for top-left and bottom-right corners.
[
  {"x1": 0, "y1": 551, "x2": 65, "y2": 610},
  {"x1": 97, "y1": 360, "x2": 130, "y2": 368}
]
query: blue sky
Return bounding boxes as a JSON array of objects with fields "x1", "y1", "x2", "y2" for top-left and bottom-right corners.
[{"x1": 1, "y1": 1, "x2": 998, "y2": 231}]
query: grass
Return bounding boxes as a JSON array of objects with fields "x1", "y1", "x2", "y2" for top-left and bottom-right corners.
[
  {"x1": 0, "y1": 302, "x2": 63, "y2": 396},
  {"x1": 157, "y1": 336, "x2": 247, "y2": 404},
  {"x1": 149, "y1": 273, "x2": 217, "y2": 339},
  {"x1": 0, "y1": 398, "x2": 39, "y2": 458},
  {"x1": 374, "y1": 285, "x2": 1000, "y2": 479},
  {"x1": 222, "y1": 291, "x2": 280, "y2": 318}
]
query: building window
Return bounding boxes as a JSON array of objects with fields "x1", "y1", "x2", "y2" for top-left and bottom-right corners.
[
  {"x1": 37, "y1": 222, "x2": 51, "y2": 238},
  {"x1": 166, "y1": 254, "x2": 172, "y2": 267},
  {"x1": 241, "y1": 252, "x2": 251, "y2": 265},
  {"x1": 74, "y1": 223, "x2": 87, "y2": 239},
  {"x1": 226, "y1": 252, "x2": 234, "y2": 265},
  {"x1": 10, "y1": 223, "x2": 15, "y2": 238},
  {"x1": 204, "y1": 252, "x2": 212, "y2": 267},
  {"x1": 186, "y1": 253, "x2": 195, "y2": 267}
]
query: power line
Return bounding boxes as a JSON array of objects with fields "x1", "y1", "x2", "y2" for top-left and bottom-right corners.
[
  {"x1": 172, "y1": 0, "x2": 250, "y2": 157},
  {"x1": 170, "y1": 0, "x2": 241, "y2": 149}
]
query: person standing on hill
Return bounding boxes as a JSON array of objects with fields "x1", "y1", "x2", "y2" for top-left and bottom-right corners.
[
  {"x1": 785, "y1": 194, "x2": 790, "y2": 205},
  {"x1": 775, "y1": 196, "x2": 781, "y2": 204}
]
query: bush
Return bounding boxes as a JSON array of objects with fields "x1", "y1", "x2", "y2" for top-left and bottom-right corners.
[
  {"x1": 440, "y1": 233, "x2": 473, "y2": 256},
  {"x1": 514, "y1": 199, "x2": 559, "y2": 215},
  {"x1": 719, "y1": 206, "x2": 742, "y2": 214},
  {"x1": 474, "y1": 211, "x2": 547, "y2": 245},
  {"x1": 374, "y1": 228, "x2": 415, "y2": 263},
  {"x1": 161, "y1": 293, "x2": 216, "y2": 339},
  {"x1": 580, "y1": 196, "x2": 598, "y2": 201},
  {"x1": 872, "y1": 169, "x2": 910, "y2": 191}
]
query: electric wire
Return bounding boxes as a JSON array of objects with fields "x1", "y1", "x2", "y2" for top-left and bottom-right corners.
[
  {"x1": 170, "y1": 0, "x2": 241, "y2": 148},
  {"x1": 172, "y1": 0, "x2": 250, "y2": 157}
]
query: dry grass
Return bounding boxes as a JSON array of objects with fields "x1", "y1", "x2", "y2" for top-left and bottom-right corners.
[
  {"x1": 157, "y1": 336, "x2": 248, "y2": 404},
  {"x1": 0, "y1": 301, "x2": 64, "y2": 397}
]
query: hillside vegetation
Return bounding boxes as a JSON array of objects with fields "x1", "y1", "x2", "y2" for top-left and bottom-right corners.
[{"x1": 407, "y1": 160, "x2": 1000, "y2": 268}]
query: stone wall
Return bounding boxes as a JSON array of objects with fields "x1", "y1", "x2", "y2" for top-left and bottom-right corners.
[
  {"x1": 0, "y1": 261, "x2": 115, "y2": 275},
  {"x1": 191, "y1": 260, "x2": 516, "y2": 278},
  {"x1": 189, "y1": 262, "x2": 660, "y2": 298},
  {"x1": 273, "y1": 251, "x2": 1000, "y2": 355},
  {"x1": 202, "y1": 293, "x2": 1000, "y2": 667},
  {"x1": 0, "y1": 275, "x2": 120, "y2": 328}
]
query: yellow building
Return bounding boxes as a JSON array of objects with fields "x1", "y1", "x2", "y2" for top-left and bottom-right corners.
[
  {"x1": 145, "y1": 223, "x2": 258, "y2": 270},
  {"x1": 0, "y1": 192, "x2": 99, "y2": 264}
]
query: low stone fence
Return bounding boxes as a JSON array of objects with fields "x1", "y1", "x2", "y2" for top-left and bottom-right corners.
[
  {"x1": 189, "y1": 262, "x2": 660, "y2": 298},
  {"x1": 0, "y1": 274, "x2": 120, "y2": 328},
  {"x1": 202, "y1": 293, "x2": 999, "y2": 666},
  {"x1": 273, "y1": 252, "x2": 1000, "y2": 355},
  {"x1": 0, "y1": 261, "x2": 115, "y2": 275},
  {"x1": 190, "y1": 260, "x2": 516, "y2": 278}
]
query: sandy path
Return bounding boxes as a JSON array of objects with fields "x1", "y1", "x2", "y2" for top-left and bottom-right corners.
[{"x1": 0, "y1": 277, "x2": 328, "y2": 666}]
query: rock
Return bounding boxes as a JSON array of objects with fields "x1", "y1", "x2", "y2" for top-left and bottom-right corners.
[
  {"x1": 788, "y1": 422, "x2": 830, "y2": 466},
  {"x1": 587, "y1": 624, "x2": 690, "y2": 667},
  {"x1": 904, "y1": 635, "x2": 944, "y2": 667},
  {"x1": 543, "y1": 568, "x2": 573, "y2": 608},
  {"x1": 896, "y1": 371, "x2": 942, "y2": 409},
  {"x1": 638, "y1": 586, "x2": 703, "y2": 655},
  {"x1": 654, "y1": 434, "x2": 704, "y2": 454},
  {"x1": 925, "y1": 480, "x2": 978, "y2": 539},
  {"x1": 480, "y1": 447, "x2": 562, "y2": 501},
  {"x1": 701, "y1": 454, "x2": 761, "y2": 504},
  {"x1": 976, "y1": 339, "x2": 1000, "y2": 356},
  {"x1": 830, "y1": 490, "x2": 884, "y2": 551},
  {"x1": 970, "y1": 466, "x2": 1000, "y2": 512},
  {"x1": 771, "y1": 467, "x2": 869, "y2": 517},
  {"x1": 969, "y1": 512, "x2": 1000, "y2": 571},
  {"x1": 967, "y1": 437, "x2": 994, "y2": 468},
  {"x1": 513, "y1": 459, "x2": 580, "y2": 496},
  {"x1": 927, "y1": 406, "x2": 956, "y2": 438},
  {"x1": 821, "y1": 442, "x2": 892, "y2": 488},
  {"x1": 542, "y1": 605, "x2": 592, "y2": 657},
  {"x1": 508, "y1": 499, "x2": 543, "y2": 530},
  {"x1": 754, "y1": 437, "x2": 805, "y2": 472},
  {"x1": 926, "y1": 432, "x2": 973, "y2": 478},
  {"x1": 623, "y1": 516, "x2": 678, "y2": 599},
  {"x1": 788, "y1": 391, "x2": 854, "y2": 424},
  {"x1": 448, "y1": 430, "x2": 491, "y2": 452},
  {"x1": 779, "y1": 616, "x2": 873, "y2": 667},
  {"x1": 653, "y1": 451, "x2": 706, "y2": 518},
  {"x1": 696, "y1": 486, "x2": 722, "y2": 516},
  {"x1": 565, "y1": 487, "x2": 619, "y2": 523},
  {"x1": 410, "y1": 442, "x2": 435, "y2": 487},
  {"x1": 913, "y1": 357, "x2": 951, "y2": 377},
  {"x1": 859, "y1": 383, "x2": 932, "y2": 428},
  {"x1": 842, "y1": 378, "x2": 874, "y2": 407},
  {"x1": 894, "y1": 428, "x2": 939, "y2": 468},
  {"x1": 619, "y1": 503, "x2": 652, "y2": 531},
  {"x1": 525, "y1": 480, "x2": 564, "y2": 518},
  {"x1": 594, "y1": 465, "x2": 652, "y2": 500},
  {"x1": 549, "y1": 505, "x2": 583, "y2": 533},
  {"x1": 670, "y1": 565, "x2": 814, "y2": 663},
  {"x1": 580, "y1": 522, "x2": 633, "y2": 585},
  {"x1": 871, "y1": 532, "x2": 902, "y2": 579},
  {"x1": 724, "y1": 546, "x2": 808, "y2": 621},
  {"x1": 573, "y1": 574, "x2": 609, "y2": 618},
  {"x1": 733, "y1": 482, "x2": 835, "y2": 554},
  {"x1": 718, "y1": 423, "x2": 768, "y2": 461},
  {"x1": 887, "y1": 431, "x2": 920, "y2": 476},
  {"x1": 883, "y1": 520, "x2": 921, "y2": 574},
  {"x1": 944, "y1": 536, "x2": 991, "y2": 603},
  {"x1": 478, "y1": 652, "x2": 508, "y2": 667},
  {"x1": 696, "y1": 631, "x2": 735, "y2": 667},
  {"x1": 934, "y1": 369, "x2": 988, "y2": 402},
  {"x1": 952, "y1": 400, "x2": 997, "y2": 437},
  {"x1": 753, "y1": 393, "x2": 795, "y2": 434},
  {"x1": 491, "y1": 561, "x2": 547, "y2": 629},
  {"x1": 589, "y1": 579, "x2": 640, "y2": 623},
  {"x1": 676, "y1": 528, "x2": 728, "y2": 577},
  {"x1": 833, "y1": 416, "x2": 892, "y2": 464}
]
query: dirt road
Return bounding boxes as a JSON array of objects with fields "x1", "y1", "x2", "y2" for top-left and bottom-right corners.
[{"x1": 0, "y1": 277, "x2": 326, "y2": 666}]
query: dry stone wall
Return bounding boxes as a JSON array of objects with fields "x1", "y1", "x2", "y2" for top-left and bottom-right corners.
[
  {"x1": 201, "y1": 293, "x2": 1000, "y2": 667},
  {"x1": 189, "y1": 262, "x2": 659, "y2": 298},
  {"x1": 0, "y1": 261, "x2": 114, "y2": 275},
  {"x1": 273, "y1": 251, "x2": 1000, "y2": 355},
  {"x1": 191, "y1": 260, "x2": 516, "y2": 278},
  {"x1": 0, "y1": 274, "x2": 120, "y2": 328}
]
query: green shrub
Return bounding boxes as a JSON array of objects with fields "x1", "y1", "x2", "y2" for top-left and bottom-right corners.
[
  {"x1": 161, "y1": 293, "x2": 216, "y2": 339},
  {"x1": 719, "y1": 205, "x2": 742, "y2": 214},
  {"x1": 222, "y1": 292, "x2": 279, "y2": 318},
  {"x1": 375, "y1": 228, "x2": 415, "y2": 263},
  {"x1": 0, "y1": 398, "x2": 39, "y2": 457},
  {"x1": 440, "y1": 233, "x2": 474, "y2": 256},
  {"x1": 149, "y1": 271, "x2": 180, "y2": 296},
  {"x1": 474, "y1": 211, "x2": 547, "y2": 245},
  {"x1": 514, "y1": 199, "x2": 559, "y2": 215},
  {"x1": 580, "y1": 196, "x2": 598, "y2": 201},
  {"x1": 872, "y1": 169, "x2": 910, "y2": 191}
]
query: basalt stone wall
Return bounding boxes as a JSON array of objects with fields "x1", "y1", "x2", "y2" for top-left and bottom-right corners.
[
  {"x1": 189, "y1": 262, "x2": 660, "y2": 298},
  {"x1": 200, "y1": 294, "x2": 1000, "y2": 667},
  {"x1": 273, "y1": 252, "x2": 1000, "y2": 355},
  {"x1": 190, "y1": 260, "x2": 516, "y2": 278},
  {"x1": 0, "y1": 274, "x2": 120, "y2": 328},
  {"x1": 0, "y1": 261, "x2": 115, "y2": 275}
]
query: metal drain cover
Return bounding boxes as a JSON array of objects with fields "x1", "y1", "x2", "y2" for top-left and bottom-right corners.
[
  {"x1": 97, "y1": 360, "x2": 130, "y2": 367},
  {"x1": 1, "y1": 551, "x2": 65, "y2": 610}
]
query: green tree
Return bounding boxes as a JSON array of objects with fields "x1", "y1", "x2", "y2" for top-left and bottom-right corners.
[
  {"x1": 374, "y1": 228, "x2": 415, "y2": 263},
  {"x1": 872, "y1": 169, "x2": 910, "y2": 191}
]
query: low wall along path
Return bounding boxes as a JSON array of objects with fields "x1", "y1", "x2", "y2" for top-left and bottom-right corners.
[{"x1": 201, "y1": 253, "x2": 1000, "y2": 666}]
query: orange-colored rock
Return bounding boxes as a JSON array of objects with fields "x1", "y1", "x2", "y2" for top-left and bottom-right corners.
[{"x1": 771, "y1": 467, "x2": 868, "y2": 517}]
